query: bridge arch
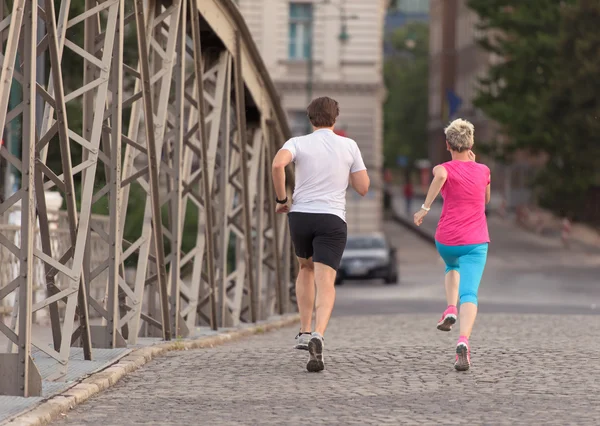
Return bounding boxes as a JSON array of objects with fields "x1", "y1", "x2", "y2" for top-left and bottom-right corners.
[{"x1": 0, "y1": 0, "x2": 294, "y2": 396}]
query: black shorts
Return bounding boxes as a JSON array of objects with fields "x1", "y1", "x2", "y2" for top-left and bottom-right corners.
[{"x1": 288, "y1": 212, "x2": 347, "y2": 270}]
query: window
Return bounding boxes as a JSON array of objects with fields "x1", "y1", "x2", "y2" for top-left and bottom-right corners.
[
  {"x1": 345, "y1": 237, "x2": 387, "y2": 250},
  {"x1": 289, "y1": 3, "x2": 313, "y2": 60},
  {"x1": 395, "y1": 0, "x2": 429, "y2": 14}
]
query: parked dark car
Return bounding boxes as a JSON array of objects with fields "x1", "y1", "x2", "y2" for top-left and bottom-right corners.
[{"x1": 336, "y1": 233, "x2": 398, "y2": 285}]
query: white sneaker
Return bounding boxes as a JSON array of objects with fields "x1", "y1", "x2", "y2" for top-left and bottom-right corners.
[
  {"x1": 294, "y1": 332, "x2": 311, "y2": 350},
  {"x1": 306, "y1": 333, "x2": 325, "y2": 372}
]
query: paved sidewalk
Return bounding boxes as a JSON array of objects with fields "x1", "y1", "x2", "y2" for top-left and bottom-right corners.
[
  {"x1": 2, "y1": 315, "x2": 299, "y2": 426},
  {"x1": 53, "y1": 314, "x2": 600, "y2": 425}
]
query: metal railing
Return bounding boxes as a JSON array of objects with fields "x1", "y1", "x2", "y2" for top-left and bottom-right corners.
[
  {"x1": 0, "y1": 216, "x2": 109, "y2": 320},
  {"x1": 0, "y1": 0, "x2": 294, "y2": 396}
]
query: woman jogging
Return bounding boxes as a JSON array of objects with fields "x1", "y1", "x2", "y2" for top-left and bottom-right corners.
[{"x1": 413, "y1": 118, "x2": 490, "y2": 371}]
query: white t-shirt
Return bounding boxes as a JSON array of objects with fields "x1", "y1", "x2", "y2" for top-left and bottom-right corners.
[{"x1": 280, "y1": 128, "x2": 367, "y2": 222}]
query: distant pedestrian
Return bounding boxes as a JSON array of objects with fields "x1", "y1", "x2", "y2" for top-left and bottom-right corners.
[
  {"x1": 271, "y1": 97, "x2": 370, "y2": 372},
  {"x1": 384, "y1": 168, "x2": 393, "y2": 185},
  {"x1": 403, "y1": 180, "x2": 414, "y2": 216},
  {"x1": 413, "y1": 118, "x2": 490, "y2": 371}
]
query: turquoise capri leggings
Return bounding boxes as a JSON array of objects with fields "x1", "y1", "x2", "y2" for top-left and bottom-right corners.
[{"x1": 435, "y1": 241, "x2": 489, "y2": 306}]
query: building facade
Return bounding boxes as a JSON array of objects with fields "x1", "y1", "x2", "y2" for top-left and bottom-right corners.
[
  {"x1": 236, "y1": 0, "x2": 387, "y2": 233},
  {"x1": 428, "y1": 0, "x2": 492, "y2": 168}
]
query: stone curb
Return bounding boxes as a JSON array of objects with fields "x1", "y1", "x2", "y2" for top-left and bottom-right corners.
[{"x1": 6, "y1": 314, "x2": 300, "y2": 426}]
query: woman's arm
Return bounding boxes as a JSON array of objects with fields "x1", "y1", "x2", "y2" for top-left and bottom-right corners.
[
  {"x1": 472, "y1": 150, "x2": 491, "y2": 204},
  {"x1": 413, "y1": 165, "x2": 447, "y2": 226},
  {"x1": 423, "y1": 165, "x2": 448, "y2": 209}
]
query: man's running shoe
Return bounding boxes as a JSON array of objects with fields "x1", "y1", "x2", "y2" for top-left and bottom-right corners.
[
  {"x1": 437, "y1": 305, "x2": 458, "y2": 331},
  {"x1": 306, "y1": 333, "x2": 325, "y2": 372},
  {"x1": 454, "y1": 337, "x2": 471, "y2": 371},
  {"x1": 294, "y1": 331, "x2": 311, "y2": 350}
]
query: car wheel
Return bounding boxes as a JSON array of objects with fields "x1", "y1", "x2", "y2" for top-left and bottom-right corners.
[
  {"x1": 384, "y1": 265, "x2": 398, "y2": 285},
  {"x1": 384, "y1": 276, "x2": 397, "y2": 285}
]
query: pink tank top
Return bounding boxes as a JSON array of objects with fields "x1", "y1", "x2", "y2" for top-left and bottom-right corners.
[{"x1": 435, "y1": 160, "x2": 491, "y2": 246}]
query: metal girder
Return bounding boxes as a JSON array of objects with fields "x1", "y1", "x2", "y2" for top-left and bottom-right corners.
[
  {"x1": 30, "y1": 0, "x2": 124, "y2": 371},
  {"x1": 0, "y1": 0, "x2": 295, "y2": 396},
  {"x1": 0, "y1": 0, "x2": 42, "y2": 398},
  {"x1": 183, "y1": 0, "x2": 218, "y2": 330}
]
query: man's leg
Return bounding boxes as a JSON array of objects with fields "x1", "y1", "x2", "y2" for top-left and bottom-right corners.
[
  {"x1": 306, "y1": 262, "x2": 337, "y2": 372},
  {"x1": 287, "y1": 213, "x2": 315, "y2": 350},
  {"x1": 313, "y1": 262, "x2": 337, "y2": 336},
  {"x1": 306, "y1": 214, "x2": 346, "y2": 372},
  {"x1": 296, "y1": 257, "x2": 315, "y2": 333}
]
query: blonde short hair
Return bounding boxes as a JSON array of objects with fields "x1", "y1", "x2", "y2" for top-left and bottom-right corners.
[{"x1": 444, "y1": 118, "x2": 474, "y2": 152}]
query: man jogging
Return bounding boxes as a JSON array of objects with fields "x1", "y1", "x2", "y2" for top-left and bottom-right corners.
[{"x1": 271, "y1": 97, "x2": 370, "y2": 372}]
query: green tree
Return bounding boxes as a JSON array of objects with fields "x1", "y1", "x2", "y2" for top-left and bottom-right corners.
[
  {"x1": 535, "y1": 0, "x2": 600, "y2": 217},
  {"x1": 467, "y1": 0, "x2": 570, "y2": 157},
  {"x1": 383, "y1": 21, "x2": 429, "y2": 169},
  {"x1": 468, "y1": 0, "x2": 600, "y2": 218}
]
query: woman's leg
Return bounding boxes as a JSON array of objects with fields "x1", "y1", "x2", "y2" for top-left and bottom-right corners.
[
  {"x1": 445, "y1": 270, "x2": 460, "y2": 306},
  {"x1": 458, "y1": 304, "x2": 478, "y2": 339},
  {"x1": 435, "y1": 242, "x2": 460, "y2": 331},
  {"x1": 457, "y1": 244, "x2": 488, "y2": 338},
  {"x1": 452, "y1": 243, "x2": 488, "y2": 370}
]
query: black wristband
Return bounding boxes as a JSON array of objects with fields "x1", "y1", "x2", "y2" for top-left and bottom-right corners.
[{"x1": 275, "y1": 196, "x2": 288, "y2": 204}]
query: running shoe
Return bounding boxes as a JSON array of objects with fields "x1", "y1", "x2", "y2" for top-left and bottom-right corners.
[
  {"x1": 437, "y1": 305, "x2": 458, "y2": 331},
  {"x1": 454, "y1": 337, "x2": 471, "y2": 371},
  {"x1": 306, "y1": 333, "x2": 325, "y2": 372},
  {"x1": 294, "y1": 331, "x2": 311, "y2": 350}
]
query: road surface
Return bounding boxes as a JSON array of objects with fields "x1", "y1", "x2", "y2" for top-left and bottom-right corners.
[
  {"x1": 50, "y1": 221, "x2": 600, "y2": 425},
  {"x1": 335, "y1": 220, "x2": 600, "y2": 316}
]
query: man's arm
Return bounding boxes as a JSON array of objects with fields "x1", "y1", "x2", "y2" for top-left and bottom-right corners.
[
  {"x1": 349, "y1": 142, "x2": 369, "y2": 196},
  {"x1": 271, "y1": 149, "x2": 293, "y2": 201},
  {"x1": 350, "y1": 170, "x2": 370, "y2": 196}
]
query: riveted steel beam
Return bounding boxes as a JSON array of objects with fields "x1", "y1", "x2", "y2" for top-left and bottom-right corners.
[{"x1": 0, "y1": 0, "x2": 296, "y2": 392}]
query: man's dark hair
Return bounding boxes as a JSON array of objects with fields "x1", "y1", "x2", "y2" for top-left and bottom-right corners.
[{"x1": 306, "y1": 97, "x2": 339, "y2": 128}]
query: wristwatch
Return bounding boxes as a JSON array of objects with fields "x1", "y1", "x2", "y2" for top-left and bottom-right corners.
[
  {"x1": 421, "y1": 204, "x2": 430, "y2": 212},
  {"x1": 276, "y1": 196, "x2": 288, "y2": 204}
]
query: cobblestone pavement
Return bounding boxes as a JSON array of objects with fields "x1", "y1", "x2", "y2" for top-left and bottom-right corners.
[{"x1": 54, "y1": 314, "x2": 600, "y2": 425}]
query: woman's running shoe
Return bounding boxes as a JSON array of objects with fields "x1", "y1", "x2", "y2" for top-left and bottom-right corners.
[
  {"x1": 437, "y1": 305, "x2": 458, "y2": 331},
  {"x1": 454, "y1": 336, "x2": 471, "y2": 371}
]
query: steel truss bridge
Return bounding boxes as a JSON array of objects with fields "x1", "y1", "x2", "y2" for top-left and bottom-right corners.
[{"x1": 0, "y1": 0, "x2": 295, "y2": 396}]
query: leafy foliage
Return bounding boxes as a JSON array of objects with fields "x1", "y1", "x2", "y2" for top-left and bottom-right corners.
[
  {"x1": 534, "y1": 0, "x2": 600, "y2": 216},
  {"x1": 383, "y1": 21, "x2": 429, "y2": 168},
  {"x1": 46, "y1": 1, "x2": 202, "y2": 258},
  {"x1": 468, "y1": 0, "x2": 599, "y2": 218}
]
